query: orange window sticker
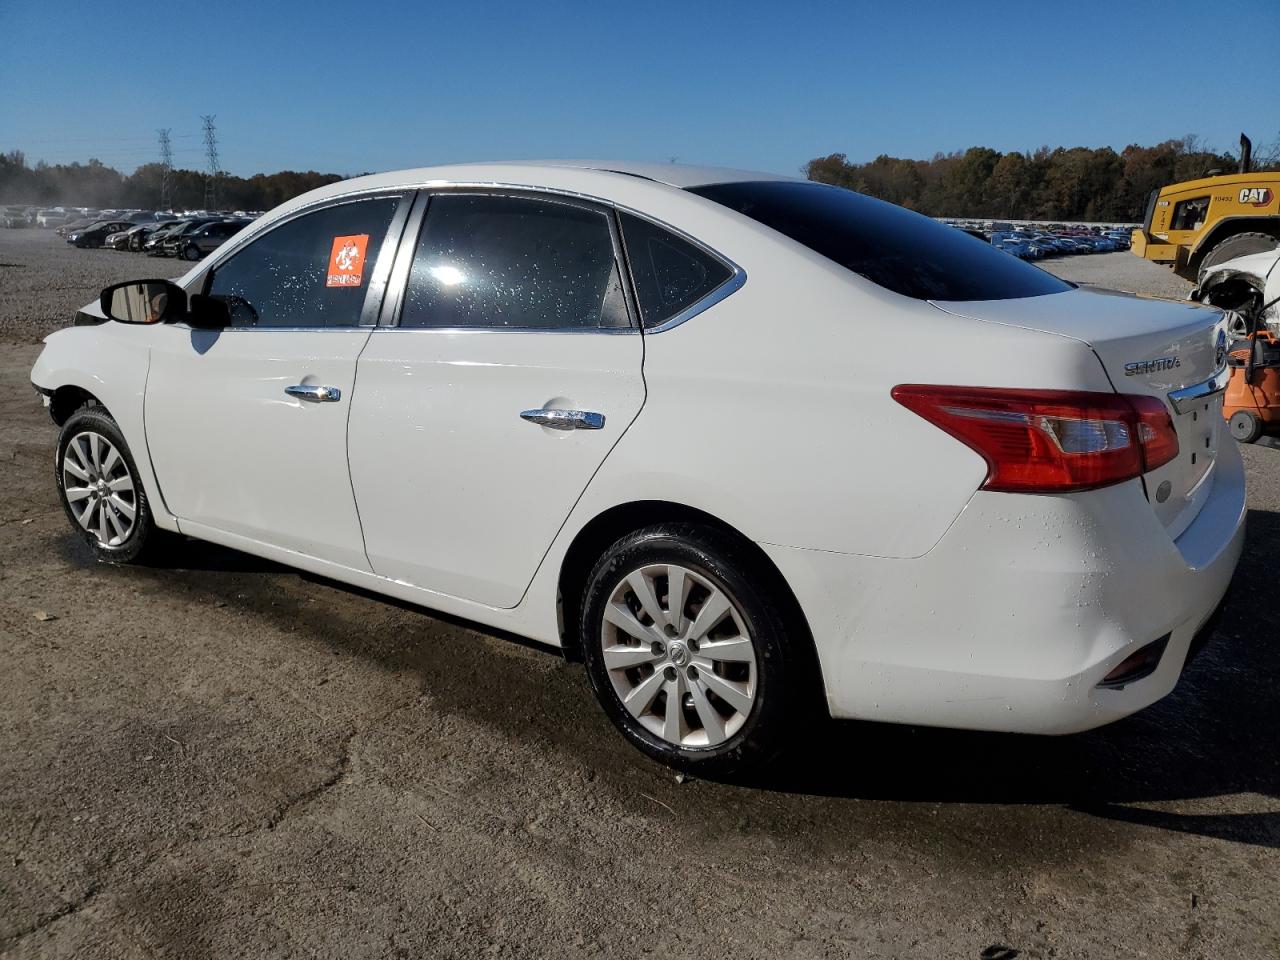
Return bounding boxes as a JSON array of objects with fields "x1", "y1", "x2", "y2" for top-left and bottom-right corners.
[{"x1": 326, "y1": 234, "x2": 370, "y2": 288}]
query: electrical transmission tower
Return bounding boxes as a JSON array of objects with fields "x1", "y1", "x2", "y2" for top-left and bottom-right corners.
[
  {"x1": 201, "y1": 115, "x2": 220, "y2": 210},
  {"x1": 157, "y1": 128, "x2": 173, "y2": 211}
]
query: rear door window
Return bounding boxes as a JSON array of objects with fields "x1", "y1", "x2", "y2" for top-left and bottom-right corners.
[
  {"x1": 400, "y1": 193, "x2": 630, "y2": 330},
  {"x1": 619, "y1": 213, "x2": 732, "y2": 328},
  {"x1": 689, "y1": 180, "x2": 1071, "y2": 302}
]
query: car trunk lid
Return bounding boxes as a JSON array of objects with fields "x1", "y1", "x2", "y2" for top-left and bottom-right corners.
[{"x1": 933, "y1": 287, "x2": 1229, "y2": 539}]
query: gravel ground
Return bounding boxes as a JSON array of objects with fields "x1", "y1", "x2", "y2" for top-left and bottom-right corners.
[
  {"x1": 1043, "y1": 250, "x2": 1194, "y2": 300},
  {"x1": 1, "y1": 230, "x2": 1277, "y2": 959}
]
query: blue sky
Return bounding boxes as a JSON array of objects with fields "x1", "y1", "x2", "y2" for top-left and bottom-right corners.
[{"x1": 3, "y1": 0, "x2": 1276, "y2": 177}]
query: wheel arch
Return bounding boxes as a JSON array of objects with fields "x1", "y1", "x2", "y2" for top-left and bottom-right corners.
[
  {"x1": 1194, "y1": 270, "x2": 1265, "y2": 310},
  {"x1": 48, "y1": 384, "x2": 111, "y2": 426},
  {"x1": 555, "y1": 499, "x2": 823, "y2": 692},
  {"x1": 1189, "y1": 217, "x2": 1280, "y2": 270}
]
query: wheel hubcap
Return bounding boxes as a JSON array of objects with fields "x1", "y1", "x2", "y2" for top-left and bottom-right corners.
[
  {"x1": 600, "y1": 563, "x2": 757, "y2": 749},
  {"x1": 62, "y1": 431, "x2": 137, "y2": 547}
]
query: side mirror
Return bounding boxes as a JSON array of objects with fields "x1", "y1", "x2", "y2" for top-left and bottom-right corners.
[{"x1": 99, "y1": 280, "x2": 187, "y2": 325}]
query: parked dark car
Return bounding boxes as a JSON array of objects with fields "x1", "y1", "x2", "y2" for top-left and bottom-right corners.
[
  {"x1": 144, "y1": 219, "x2": 207, "y2": 255},
  {"x1": 57, "y1": 216, "x2": 101, "y2": 238},
  {"x1": 173, "y1": 219, "x2": 249, "y2": 260},
  {"x1": 122, "y1": 221, "x2": 167, "y2": 252},
  {"x1": 67, "y1": 220, "x2": 135, "y2": 248},
  {"x1": 154, "y1": 218, "x2": 222, "y2": 257}
]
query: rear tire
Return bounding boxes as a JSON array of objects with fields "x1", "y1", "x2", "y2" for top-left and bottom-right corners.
[
  {"x1": 580, "y1": 522, "x2": 815, "y2": 776},
  {"x1": 1229, "y1": 409, "x2": 1262, "y2": 444},
  {"x1": 55, "y1": 408, "x2": 163, "y2": 564},
  {"x1": 1198, "y1": 232, "x2": 1280, "y2": 283}
]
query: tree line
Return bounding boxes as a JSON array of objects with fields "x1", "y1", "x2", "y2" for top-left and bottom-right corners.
[
  {"x1": 4, "y1": 134, "x2": 1278, "y2": 221},
  {"x1": 0, "y1": 151, "x2": 350, "y2": 211},
  {"x1": 805, "y1": 135, "x2": 1280, "y2": 222}
]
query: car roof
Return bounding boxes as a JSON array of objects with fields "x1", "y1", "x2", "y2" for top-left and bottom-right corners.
[
  {"x1": 522, "y1": 160, "x2": 797, "y2": 188},
  {"x1": 268, "y1": 160, "x2": 798, "y2": 217}
]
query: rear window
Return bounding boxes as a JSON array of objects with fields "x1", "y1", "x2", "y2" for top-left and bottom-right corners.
[{"x1": 688, "y1": 180, "x2": 1071, "y2": 302}]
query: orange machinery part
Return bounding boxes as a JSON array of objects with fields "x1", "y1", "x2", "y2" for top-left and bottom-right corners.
[{"x1": 1223, "y1": 333, "x2": 1280, "y2": 425}]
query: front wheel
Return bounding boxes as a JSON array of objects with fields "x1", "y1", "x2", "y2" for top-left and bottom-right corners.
[
  {"x1": 580, "y1": 523, "x2": 814, "y2": 775},
  {"x1": 56, "y1": 408, "x2": 160, "y2": 563},
  {"x1": 181, "y1": 244, "x2": 201, "y2": 261}
]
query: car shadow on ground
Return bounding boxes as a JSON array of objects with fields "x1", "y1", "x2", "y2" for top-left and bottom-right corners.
[{"x1": 59, "y1": 508, "x2": 1280, "y2": 850}]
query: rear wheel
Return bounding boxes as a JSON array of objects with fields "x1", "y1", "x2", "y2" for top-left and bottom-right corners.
[
  {"x1": 1198, "y1": 232, "x2": 1280, "y2": 282},
  {"x1": 56, "y1": 408, "x2": 161, "y2": 563},
  {"x1": 580, "y1": 523, "x2": 814, "y2": 775},
  {"x1": 1229, "y1": 409, "x2": 1262, "y2": 443}
]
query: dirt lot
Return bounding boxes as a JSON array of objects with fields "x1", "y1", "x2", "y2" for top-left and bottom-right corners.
[{"x1": 1, "y1": 230, "x2": 1277, "y2": 959}]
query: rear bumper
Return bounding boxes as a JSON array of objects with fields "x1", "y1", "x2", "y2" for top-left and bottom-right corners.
[{"x1": 764, "y1": 439, "x2": 1247, "y2": 734}]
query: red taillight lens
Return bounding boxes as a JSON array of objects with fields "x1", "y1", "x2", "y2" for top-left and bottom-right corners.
[
  {"x1": 1126, "y1": 395, "x2": 1180, "y2": 472},
  {"x1": 891, "y1": 385, "x2": 1180, "y2": 493}
]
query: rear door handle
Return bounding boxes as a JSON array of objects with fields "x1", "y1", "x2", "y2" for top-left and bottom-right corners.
[
  {"x1": 519, "y1": 408, "x2": 605, "y2": 430},
  {"x1": 285, "y1": 384, "x2": 342, "y2": 403}
]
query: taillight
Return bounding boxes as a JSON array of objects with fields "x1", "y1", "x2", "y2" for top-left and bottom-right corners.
[{"x1": 892, "y1": 385, "x2": 1179, "y2": 493}]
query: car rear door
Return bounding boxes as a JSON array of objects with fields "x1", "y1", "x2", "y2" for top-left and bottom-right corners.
[
  {"x1": 347, "y1": 190, "x2": 646, "y2": 608},
  {"x1": 144, "y1": 193, "x2": 410, "y2": 569}
]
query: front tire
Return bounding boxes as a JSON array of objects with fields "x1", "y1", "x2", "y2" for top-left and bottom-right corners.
[
  {"x1": 580, "y1": 523, "x2": 813, "y2": 775},
  {"x1": 1198, "y1": 232, "x2": 1280, "y2": 282},
  {"x1": 181, "y1": 244, "x2": 201, "y2": 261},
  {"x1": 56, "y1": 408, "x2": 159, "y2": 563}
]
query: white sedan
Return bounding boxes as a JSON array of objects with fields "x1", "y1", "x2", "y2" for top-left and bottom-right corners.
[{"x1": 30, "y1": 162, "x2": 1246, "y2": 773}]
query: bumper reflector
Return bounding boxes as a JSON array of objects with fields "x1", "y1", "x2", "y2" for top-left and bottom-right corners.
[{"x1": 1097, "y1": 634, "x2": 1170, "y2": 689}]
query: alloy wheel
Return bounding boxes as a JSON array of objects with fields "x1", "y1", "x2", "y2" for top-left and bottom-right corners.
[
  {"x1": 61, "y1": 431, "x2": 137, "y2": 547},
  {"x1": 600, "y1": 563, "x2": 758, "y2": 749}
]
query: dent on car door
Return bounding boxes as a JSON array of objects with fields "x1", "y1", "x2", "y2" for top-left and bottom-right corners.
[
  {"x1": 144, "y1": 193, "x2": 409, "y2": 569},
  {"x1": 347, "y1": 191, "x2": 647, "y2": 608}
]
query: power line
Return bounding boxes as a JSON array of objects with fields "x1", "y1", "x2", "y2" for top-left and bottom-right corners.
[
  {"x1": 3, "y1": 133, "x2": 201, "y2": 144},
  {"x1": 201, "y1": 115, "x2": 220, "y2": 209}
]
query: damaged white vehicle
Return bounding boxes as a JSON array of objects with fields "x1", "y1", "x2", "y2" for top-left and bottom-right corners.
[{"x1": 1193, "y1": 247, "x2": 1280, "y2": 337}]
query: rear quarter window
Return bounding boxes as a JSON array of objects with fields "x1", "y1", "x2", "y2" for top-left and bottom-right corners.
[
  {"x1": 619, "y1": 212, "x2": 733, "y2": 328},
  {"x1": 688, "y1": 180, "x2": 1071, "y2": 302}
]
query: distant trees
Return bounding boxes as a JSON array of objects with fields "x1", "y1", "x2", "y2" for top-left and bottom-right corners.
[
  {"x1": 806, "y1": 134, "x2": 1280, "y2": 221},
  {"x1": 5, "y1": 132, "x2": 1279, "y2": 221},
  {"x1": 0, "y1": 150, "x2": 349, "y2": 211}
]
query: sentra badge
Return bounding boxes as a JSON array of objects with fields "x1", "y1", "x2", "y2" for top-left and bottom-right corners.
[{"x1": 1124, "y1": 357, "x2": 1180, "y2": 376}]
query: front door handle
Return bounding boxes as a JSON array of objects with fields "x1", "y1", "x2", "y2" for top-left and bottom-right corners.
[
  {"x1": 519, "y1": 408, "x2": 605, "y2": 430},
  {"x1": 285, "y1": 384, "x2": 342, "y2": 403}
]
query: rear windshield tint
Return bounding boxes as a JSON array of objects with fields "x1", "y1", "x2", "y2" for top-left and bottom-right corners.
[{"x1": 688, "y1": 180, "x2": 1071, "y2": 302}]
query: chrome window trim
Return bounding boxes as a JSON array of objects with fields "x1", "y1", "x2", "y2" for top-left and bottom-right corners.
[
  {"x1": 387, "y1": 187, "x2": 640, "y2": 334},
  {"x1": 165, "y1": 324, "x2": 373, "y2": 334},
  {"x1": 1167, "y1": 365, "x2": 1230, "y2": 414},
  {"x1": 640, "y1": 268, "x2": 745, "y2": 334}
]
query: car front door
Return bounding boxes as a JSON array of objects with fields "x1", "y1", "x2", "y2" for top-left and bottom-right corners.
[
  {"x1": 347, "y1": 191, "x2": 646, "y2": 608},
  {"x1": 144, "y1": 193, "x2": 410, "y2": 570}
]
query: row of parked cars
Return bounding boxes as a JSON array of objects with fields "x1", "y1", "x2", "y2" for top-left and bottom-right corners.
[
  {"x1": 61, "y1": 214, "x2": 255, "y2": 260},
  {"x1": 2, "y1": 205, "x2": 150, "y2": 229},
  {"x1": 0, "y1": 204, "x2": 260, "y2": 262},
  {"x1": 987, "y1": 229, "x2": 1132, "y2": 260},
  {"x1": 941, "y1": 219, "x2": 1136, "y2": 260}
]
